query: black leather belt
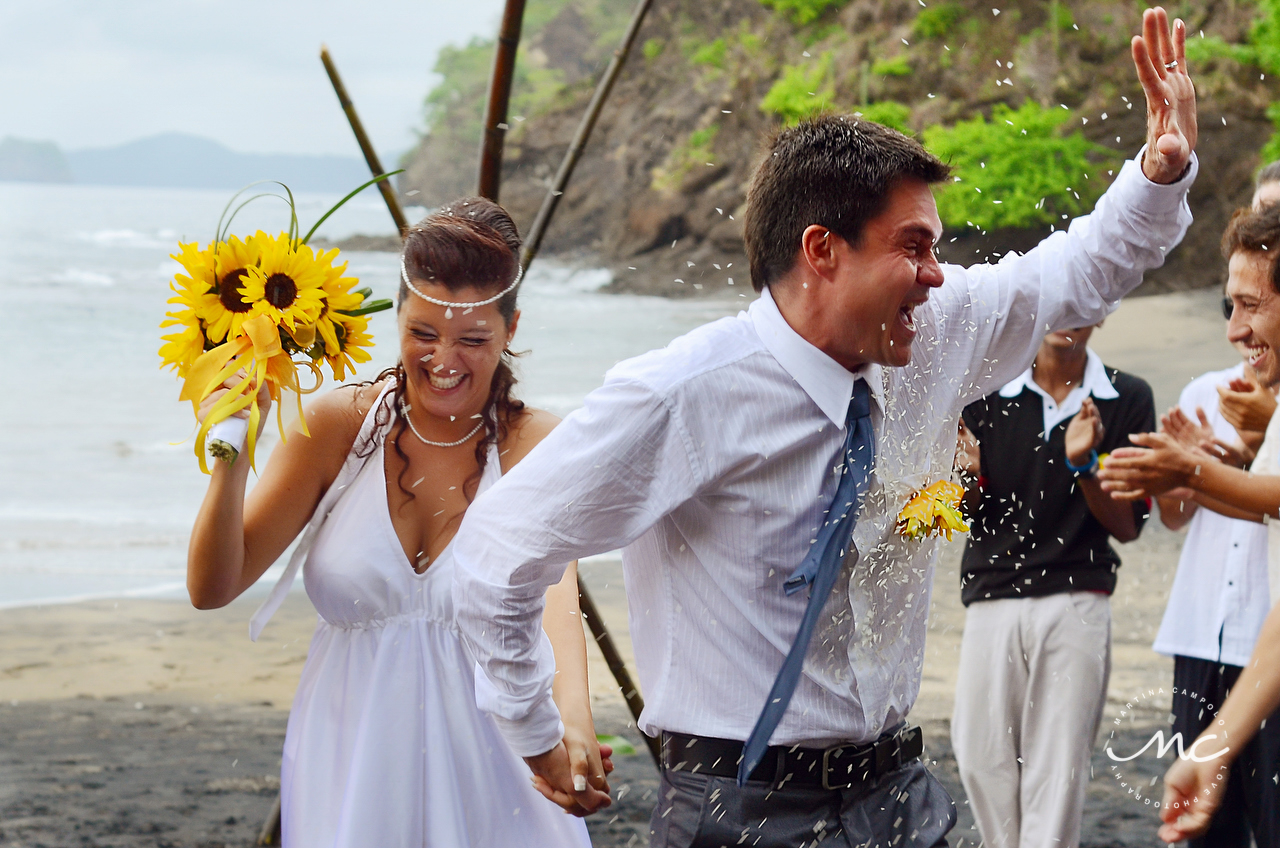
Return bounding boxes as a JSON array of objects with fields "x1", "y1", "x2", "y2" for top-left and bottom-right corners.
[{"x1": 660, "y1": 725, "x2": 923, "y2": 791}]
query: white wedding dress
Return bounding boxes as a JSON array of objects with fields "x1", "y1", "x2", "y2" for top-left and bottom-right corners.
[{"x1": 274, "y1": 387, "x2": 591, "y2": 847}]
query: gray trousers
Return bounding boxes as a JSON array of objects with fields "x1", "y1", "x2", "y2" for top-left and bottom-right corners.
[{"x1": 648, "y1": 758, "x2": 956, "y2": 848}]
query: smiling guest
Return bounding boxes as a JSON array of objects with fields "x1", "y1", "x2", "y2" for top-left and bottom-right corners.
[
  {"x1": 1101, "y1": 204, "x2": 1280, "y2": 541},
  {"x1": 452, "y1": 9, "x2": 1198, "y2": 846},
  {"x1": 1099, "y1": 201, "x2": 1280, "y2": 842},
  {"x1": 1142, "y1": 166, "x2": 1280, "y2": 848}
]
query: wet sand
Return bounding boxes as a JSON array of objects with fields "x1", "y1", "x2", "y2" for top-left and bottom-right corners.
[{"x1": 0, "y1": 288, "x2": 1241, "y2": 846}]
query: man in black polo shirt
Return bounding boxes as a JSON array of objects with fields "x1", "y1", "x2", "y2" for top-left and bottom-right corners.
[{"x1": 951, "y1": 323, "x2": 1155, "y2": 848}]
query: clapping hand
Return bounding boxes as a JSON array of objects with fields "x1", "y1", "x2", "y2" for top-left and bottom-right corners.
[
  {"x1": 1097, "y1": 430, "x2": 1202, "y2": 500},
  {"x1": 1218, "y1": 376, "x2": 1276, "y2": 434},
  {"x1": 1161, "y1": 406, "x2": 1212, "y2": 449},
  {"x1": 1133, "y1": 7, "x2": 1197, "y2": 184},
  {"x1": 1065, "y1": 397, "x2": 1105, "y2": 467}
]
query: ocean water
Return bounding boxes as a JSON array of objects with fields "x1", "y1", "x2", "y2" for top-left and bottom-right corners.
[{"x1": 0, "y1": 181, "x2": 741, "y2": 608}]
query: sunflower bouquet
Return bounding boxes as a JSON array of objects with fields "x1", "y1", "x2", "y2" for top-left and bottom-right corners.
[{"x1": 159, "y1": 178, "x2": 394, "y2": 473}]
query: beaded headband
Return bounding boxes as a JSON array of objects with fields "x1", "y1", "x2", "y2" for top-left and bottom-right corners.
[{"x1": 399, "y1": 255, "x2": 523, "y2": 316}]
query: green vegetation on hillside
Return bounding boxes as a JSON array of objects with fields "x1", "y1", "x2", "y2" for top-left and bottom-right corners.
[
  {"x1": 424, "y1": 38, "x2": 567, "y2": 153},
  {"x1": 691, "y1": 37, "x2": 728, "y2": 69},
  {"x1": 1187, "y1": 0, "x2": 1280, "y2": 74},
  {"x1": 912, "y1": 3, "x2": 963, "y2": 40},
  {"x1": 871, "y1": 55, "x2": 912, "y2": 77},
  {"x1": 760, "y1": 53, "x2": 836, "y2": 124},
  {"x1": 1187, "y1": 0, "x2": 1280, "y2": 166},
  {"x1": 758, "y1": 0, "x2": 848, "y2": 26},
  {"x1": 857, "y1": 101, "x2": 912, "y2": 134},
  {"x1": 652, "y1": 126, "x2": 720, "y2": 192},
  {"x1": 416, "y1": 0, "x2": 630, "y2": 152},
  {"x1": 924, "y1": 102, "x2": 1115, "y2": 231}
]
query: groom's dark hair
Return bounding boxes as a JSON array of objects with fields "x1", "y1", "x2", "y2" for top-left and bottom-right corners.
[{"x1": 745, "y1": 115, "x2": 950, "y2": 292}]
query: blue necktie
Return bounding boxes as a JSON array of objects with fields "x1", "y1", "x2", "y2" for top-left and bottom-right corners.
[{"x1": 738, "y1": 379, "x2": 875, "y2": 786}]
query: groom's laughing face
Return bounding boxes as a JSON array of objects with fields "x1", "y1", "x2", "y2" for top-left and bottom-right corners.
[{"x1": 833, "y1": 177, "x2": 945, "y2": 369}]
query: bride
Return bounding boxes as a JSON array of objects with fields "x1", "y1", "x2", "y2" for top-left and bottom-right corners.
[{"x1": 186, "y1": 197, "x2": 609, "y2": 846}]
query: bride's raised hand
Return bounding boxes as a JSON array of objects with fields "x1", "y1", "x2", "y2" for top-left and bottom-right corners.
[{"x1": 196, "y1": 370, "x2": 272, "y2": 428}]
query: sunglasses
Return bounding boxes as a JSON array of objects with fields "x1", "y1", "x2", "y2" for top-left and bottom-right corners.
[{"x1": 1223, "y1": 296, "x2": 1234, "y2": 320}]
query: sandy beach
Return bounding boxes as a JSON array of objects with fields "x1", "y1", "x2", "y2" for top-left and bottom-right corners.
[{"x1": 0, "y1": 287, "x2": 1243, "y2": 846}]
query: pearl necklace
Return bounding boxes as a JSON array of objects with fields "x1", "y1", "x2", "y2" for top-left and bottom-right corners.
[{"x1": 398, "y1": 399, "x2": 485, "y2": 447}]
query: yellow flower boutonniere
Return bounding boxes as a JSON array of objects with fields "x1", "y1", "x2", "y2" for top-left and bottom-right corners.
[{"x1": 896, "y1": 480, "x2": 970, "y2": 541}]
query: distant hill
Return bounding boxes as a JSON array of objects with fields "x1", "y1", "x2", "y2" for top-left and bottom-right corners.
[
  {"x1": 0, "y1": 137, "x2": 73, "y2": 183},
  {"x1": 0, "y1": 132, "x2": 383, "y2": 192},
  {"x1": 64, "y1": 133, "x2": 375, "y2": 193}
]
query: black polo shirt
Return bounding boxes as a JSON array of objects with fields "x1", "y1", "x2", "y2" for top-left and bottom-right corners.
[{"x1": 959, "y1": 365, "x2": 1155, "y2": 606}]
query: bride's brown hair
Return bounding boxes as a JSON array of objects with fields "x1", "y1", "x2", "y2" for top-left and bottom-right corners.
[{"x1": 358, "y1": 197, "x2": 525, "y2": 502}]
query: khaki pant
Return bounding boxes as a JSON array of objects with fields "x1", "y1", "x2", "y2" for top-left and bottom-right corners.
[{"x1": 951, "y1": 592, "x2": 1111, "y2": 848}]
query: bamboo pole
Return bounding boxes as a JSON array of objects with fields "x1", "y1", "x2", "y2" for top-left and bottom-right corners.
[
  {"x1": 520, "y1": 0, "x2": 654, "y2": 270},
  {"x1": 320, "y1": 45, "x2": 409, "y2": 235},
  {"x1": 577, "y1": 578, "x2": 661, "y2": 767},
  {"x1": 477, "y1": 0, "x2": 528, "y2": 200},
  {"x1": 255, "y1": 795, "x2": 282, "y2": 846}
]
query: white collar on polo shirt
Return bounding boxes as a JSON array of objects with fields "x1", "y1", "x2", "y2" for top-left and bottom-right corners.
[
  {"x1": 749, "y1": 286, "x2": 885, "y2": 428},
  {"x1": 997, "y1": 347, "x2": 1118, "y2": 439}
]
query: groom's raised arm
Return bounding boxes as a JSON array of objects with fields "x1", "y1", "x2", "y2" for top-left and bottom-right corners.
[
  {"x1": 453, "y1": 372, "x2": 704, "y2": 756},
  {"x1": 935, "y1": 7, "x2": 1198, "y2": 404}
]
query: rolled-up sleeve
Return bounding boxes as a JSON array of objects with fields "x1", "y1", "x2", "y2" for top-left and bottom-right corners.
[
  {"x1": 453, "y1": 375, "x2": 704, "y2": 756},
  {"x1": 937, "y1": 149, "x2": 1198, "y2": 407}
]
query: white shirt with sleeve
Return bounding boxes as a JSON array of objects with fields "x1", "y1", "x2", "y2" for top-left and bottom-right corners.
[
  {"x1": 453, "y1": 152, "x2": 1198, "y2": 758},
  {"x1": 1152, "y1": 364, "x2": 1271, "y2": 667},
  {"x1": 1252, "y1": 397, "x2": 1280, "y2": 606}
]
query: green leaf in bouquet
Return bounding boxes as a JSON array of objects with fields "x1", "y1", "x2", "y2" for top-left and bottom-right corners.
[
  {"x1": 302, "y1": 170, "x2": 405, "y2": 245},
  {"x1": 338, "y1": 298, "x2": 394, "y2": 317},
  {"x1": 215, "y1": 180, "x2": 299, "y2": 246}
]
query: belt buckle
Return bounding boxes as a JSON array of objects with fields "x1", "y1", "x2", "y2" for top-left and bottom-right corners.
[{"x1": 820, "y1": 743, "x2": 870, "y2": 791}]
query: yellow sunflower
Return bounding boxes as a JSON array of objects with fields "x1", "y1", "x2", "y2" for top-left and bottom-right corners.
[
  {"x1": 202, "y1": 234, "x2": 262, "y2": 344},
  {"x1": 314, "y1": 250, "x2": 359, "y2": 350},
  {"x1": 238, "y1": 231, "x2": 326, "y2": 332},
  {"x1": 325, "y1": 312, "x2": 374, "y2": 382},
  {"x1": 310, "y1": 247, "x2": 378, "y2": 381},
  {"x1": 159, "y1": 241, "x2": 217, "y2": 376}
]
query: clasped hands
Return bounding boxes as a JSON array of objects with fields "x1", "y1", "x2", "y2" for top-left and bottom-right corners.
[{"x1": 525, "y1": 730, "x2": 614, "y2": 817}]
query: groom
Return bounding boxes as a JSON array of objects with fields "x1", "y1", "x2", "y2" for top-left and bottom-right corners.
[{"x1": 454, "y1": 8, "x2": 1198, "y2": 845}]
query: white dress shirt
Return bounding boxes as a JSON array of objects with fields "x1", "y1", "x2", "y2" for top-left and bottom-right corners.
[
  {"x1": 1252, "y1": 394, "x2": 1280, "y2": 605},
  {"x1": 996, "y1": 348, "x2": 1119, "y2": 437},
  {"x1": 1153, "y1": 365, "x2": 1271, "y2": 667},
  {"x1": 453, "y1": 153, "x2": 1197, "y2": 758}
]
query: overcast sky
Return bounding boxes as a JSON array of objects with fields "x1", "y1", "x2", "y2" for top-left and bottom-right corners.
[{"x1": 2, "y1": 0, "x2": 507, "y2": 157}]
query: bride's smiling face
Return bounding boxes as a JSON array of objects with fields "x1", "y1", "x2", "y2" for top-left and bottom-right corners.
[{"x1": 397, "y1": 280, "x2": 519, "y2": 422}]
